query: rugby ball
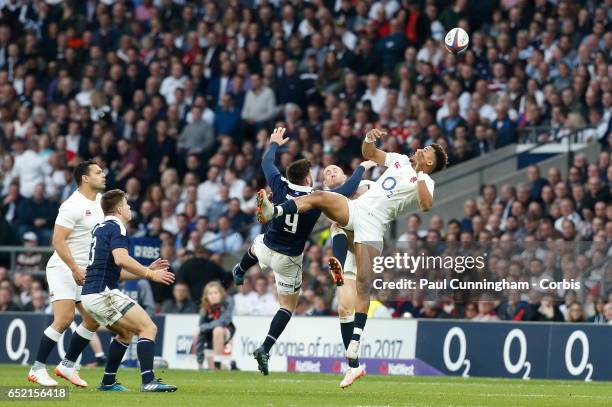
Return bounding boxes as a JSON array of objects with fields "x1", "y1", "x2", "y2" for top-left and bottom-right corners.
[{"x1": 444, "y1": 27, "x2": 469, "y2": 54}]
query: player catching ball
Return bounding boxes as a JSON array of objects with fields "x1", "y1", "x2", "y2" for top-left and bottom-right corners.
[
  {"x1": 256, "y1": 128, "x2": 447, "y2": 388},
  {"x1": 80, "y1": 189, "x2": 177, "y2": 392}
]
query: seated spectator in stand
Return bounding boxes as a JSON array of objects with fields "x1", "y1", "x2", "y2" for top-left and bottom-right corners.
[
  {"x1": 418, "y1": 300, "x2": 449, "y2": 319},
  {"x1": 195, "y1": 282, "x2": 236, "y2": 370},
  {"x1": 567, "y1": 302, "x2": 586, "y2": 323},
  {"x1": 250, "y1": 276, "x2": 278, "y2": 316},
  {"x1": 177, "y1": 248, "x2": 232, "y2": 306},
  {"x1": 497, "y1": 290, "x2": 527, "y2": 321},
  {"x1": 15, "y1": 183, "x2": 56, "y2": 245},
  {"x1": 205, "y1": 216, "x2": 244, "y2": 254},
  {"x1": 160, "y1": 282, "x2": 198, "y2": 314},
  {"x1": 526, "y1": 294, "x2": 564, "y2": 322},
  {"x1": 473, "y1": 295, "x2": 501, "y2": 321},
  {"x1": 233, "y1": 277, "x2": 258, "y2": 316},
  {"x1": 15, "y1": 232, "x2": 43, "y2": 271},
  {"x1": 0, "y1": 287, "x2": 21, "y2": 311},
  {"x1": 225, "y1": 198, "x2": 252, "y2": 234},
  {"x1": 22, "y1": 290, "x2": 47, "y2": 313}
]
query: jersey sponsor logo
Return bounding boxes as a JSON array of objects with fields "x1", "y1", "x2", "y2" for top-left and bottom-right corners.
[
  {"x1": 381, "y1": 176, "x2": 397, "y2": 198},
  {"x1": 85, "y1": 210, "x2": 92, "y2": 216},
  {"x1": 410, "y1": 176, "x2": 417, "y2": 183},
  {"x1": 394, "y1": 162, "x2": 401, "y2": 168}
]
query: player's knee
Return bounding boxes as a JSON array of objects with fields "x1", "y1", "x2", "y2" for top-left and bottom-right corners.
[
  {"x1": 53, "y1": 315, "x2": 74, "y2": 332},
  {"x1": 142, "y1": 321, "x2": 157, "y2": 338},
  {"x1": 212, "y1": 326, "x2": 225, "y2": 337},
  {"x1": 338, "y1": 304, "x2": 354, "y2": 318},
  {"x1": 81, "y1": 318, "x2": 99, "y2": 332},
  {"x1": 117, "y1": 331, "x2": 133, "y2": 344}
]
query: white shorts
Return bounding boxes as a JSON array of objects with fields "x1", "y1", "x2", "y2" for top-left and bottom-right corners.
[
  {"x1": 252, "y1": 234, "x2": 303, "y2": 295},
  {"x1": 81, "y1": 288, "x2": 137, "y2": 327},
  {"x1": 46, "y1": 261, "x2": 82, "y2": 303},
  {"x1": 344, "y1": 198, "x2": 385, "y2": 251}
]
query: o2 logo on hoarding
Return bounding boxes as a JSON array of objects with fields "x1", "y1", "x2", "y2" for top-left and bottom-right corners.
[
  {"x1": 503, "y1": 329, "x2": 531, "y2": 379},
  {"x1": 565, "y1": 330, "x2": 593, "y2": 382},
  {"x1": 5, "y1": 319, "x2": 30, "y2": 364},
  {"x1": 442, "y1": 327, "x2": 470, "y2": 377}
]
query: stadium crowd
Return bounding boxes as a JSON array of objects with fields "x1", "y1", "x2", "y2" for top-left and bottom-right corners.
[{"x1": 0, "y1": 0, "x2": 610, "y2": 323}]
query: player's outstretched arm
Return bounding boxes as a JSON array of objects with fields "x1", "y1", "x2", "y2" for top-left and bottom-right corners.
[
  {"x1": 330, "y1": 160, "x2": 377, "y2": 197},
  {"x1": 362, "y1": 129, "x2": 387, "y2": 166},
  {"x1": 416, "y1": 172, "x2": 433, "y2": 212},
  {"x1": 119, "y1": 258, "x2": 169, "y2": 281},
  {"x1": 261, "y1": 127, "x2": 289, "y2": 184},
  {"x1": 112, "y1": 248, "x2": 175, "y2": 285}
]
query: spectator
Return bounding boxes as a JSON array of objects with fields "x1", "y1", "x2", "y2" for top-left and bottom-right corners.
[
  {"x1": 241, "y1": 73, "x2": 276, "y2": 133},
  {"x1": 195, "y1": 282, "x2": 235, "y2": 370},
  {"x1": 15, "y1": 232, "x2": 42, "y2": 271},
  {"x1": 473, "y1": 295, "x2": 501, "y2": 321},
  {"x1": 177, "y1": 248, "x2": 232, "y2": 306},
  {"x1": 0, "y1": 287, "x2": 20, "y2": 311},
  {"x1": 205, "y1": 216, "x2": 244, "y2": 254},
  {"x1": 567, "y1": 303, "x2": 586, "y2": 323},
  {"x1": 233, "y1": 277, "x2": 258, "y2": 316},
  {"x1": 250, "y1": 276, "x2": 278, "y2": 316},
  {"x1": 160, "y1": 282, "x2": 198, "y2": 314}
]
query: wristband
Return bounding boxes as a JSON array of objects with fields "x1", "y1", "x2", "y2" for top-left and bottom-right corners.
[{"x1": 417, "y1": 171, "x2": 427, "y2": 181}]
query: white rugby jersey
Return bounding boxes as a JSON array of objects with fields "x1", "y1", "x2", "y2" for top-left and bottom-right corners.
[
  {"x1": 354, "y1": 153, "x2": 435, "y2": 225},
  {"x1": 47, "y1": 190, "x2": 104, "y2": 268}
]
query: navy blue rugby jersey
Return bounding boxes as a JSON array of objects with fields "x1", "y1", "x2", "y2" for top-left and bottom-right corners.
[
  {"x1": 82, "y1": 216, "x2": 129, "y2": 295},
  {"x1": 261, "y1": 142, "x2": 363, "y2": 257}
]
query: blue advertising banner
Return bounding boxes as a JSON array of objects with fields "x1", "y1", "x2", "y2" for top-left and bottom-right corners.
[
  {"x1": 128, "y1": 236, "x2": 161, "y2": 266},
  {"x1": 0, "y1": 313, "x2": 164, "y2": 366},
  {"x1": 416, "y1": 320, "x2": 612, "y2": 381}
]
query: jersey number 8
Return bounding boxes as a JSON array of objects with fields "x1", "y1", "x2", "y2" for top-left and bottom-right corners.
[{"x1": 283, "y1": 214, "x2": 299, "y2": 234}]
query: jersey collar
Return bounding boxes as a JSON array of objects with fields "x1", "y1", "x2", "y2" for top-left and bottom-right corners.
[
  {"x1": 282, "y1": 177, "x2": 313, "y2": 193},
  {"x1": 104, "y1": 215, "x2": 124, "y2": 225}
]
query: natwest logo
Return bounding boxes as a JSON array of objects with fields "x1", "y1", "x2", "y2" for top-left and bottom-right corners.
[
  {"x1": 388, "y1": 362, "x2": 415, "y2": 376},
  {"x1": 294, "y1": 360, "x2": 321, "y2": 373}
]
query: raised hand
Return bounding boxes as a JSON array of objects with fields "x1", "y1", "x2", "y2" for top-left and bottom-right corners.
[
  {"x1": 270, "y1": 127, "x2": 289, "y2": 146},
  {"x1": 365, "y1": 128, "x2": 386, "y2": 141},
  {"x1": 360, "y1": 160, "x2": 378, "y2": 171}
]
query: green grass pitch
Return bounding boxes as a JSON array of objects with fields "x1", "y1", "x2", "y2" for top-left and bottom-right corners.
[{"x1": 3, "y1": 364, "x2": 612, "y2": 406}]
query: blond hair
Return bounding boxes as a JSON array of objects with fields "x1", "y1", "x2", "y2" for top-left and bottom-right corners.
[{"x1": 200, "y1": 281, "x2": 226, "y2": 312}]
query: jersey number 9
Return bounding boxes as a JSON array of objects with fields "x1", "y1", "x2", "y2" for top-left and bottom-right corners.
[{"x1": 283, "y1": 214, "x2": 299, "y2": 234}]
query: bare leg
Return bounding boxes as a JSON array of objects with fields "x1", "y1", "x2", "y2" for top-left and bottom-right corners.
[
  {"x1": 212, "y1": 327, "x2": 228, "y2": 370},
  {"x1": 293, "y1": 191, "x2": 351, "y2": 226},
  {"x1": 50, "y1": 300, "x2": 76, "y2": 333},
  {"x1": 76, "y1": 302, "x2": 100, "y2": 332},
  {"x1": 338, "y1": 279, "x2": 356, "y2": 319},
  {"x1": 354, "y1": 243, "x2": 381, "y2": 313}
]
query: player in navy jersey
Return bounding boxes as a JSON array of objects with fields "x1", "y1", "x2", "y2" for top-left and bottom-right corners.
[
  {"x1": 80, "y1": 189, "x2": 177, "y2": 392},
  {"x1": 231, "y1": 127, "x2": 376, "y2": 375}
]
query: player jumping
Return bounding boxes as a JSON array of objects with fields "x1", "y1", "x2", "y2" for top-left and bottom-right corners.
[
  {"x1": 256, "y1": 129, "x2": 448, "y2": 387},
  {"x1": 322, "y1": 164, "x2": 373, "y2": 379},
  {"x1": 81, "y1": 189, "x2": 177, "y2": 392},
  {"x1": 231, "y1": 127, "x2": 376, "y2": 375}
]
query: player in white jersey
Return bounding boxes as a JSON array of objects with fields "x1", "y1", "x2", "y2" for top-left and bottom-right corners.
[
  {"x1": 27, "y1": 160, "x2": 106, "y2": 388},
  {"x1": 322, "y1": 165, "x2": 374, "y2": 379},
  {"x1": 257, "y1": 128, "x2": 448, "y2": 388}
]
